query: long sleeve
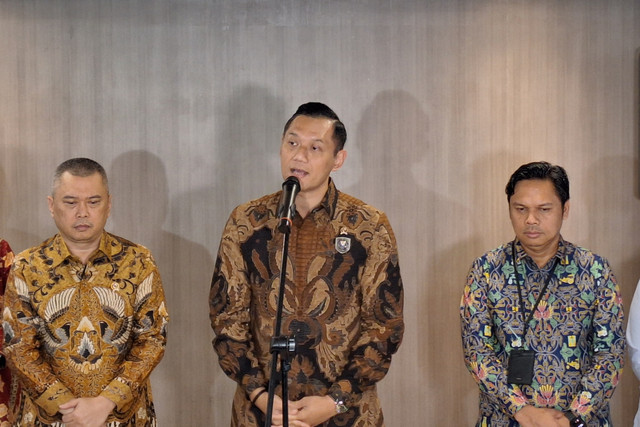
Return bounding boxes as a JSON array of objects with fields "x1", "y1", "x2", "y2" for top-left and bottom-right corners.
[
  {"x1": 460, "y1": 257, "x2": 529, "y2": 418},
  {"x1": 0, "y1": 239, "x2": 13, "y2": 350},
  {"x1": 4, "y1": 261, "x2": 75, "y2": 416},
  {"x1": 568, "y1": 259, "x2": 625, "y2": 419},
  {"x1": 327, "y1": 213, "x2": 404, "y2": 404},
  {"x1": 0, "y1": 240, "x2": 13, "y2": 295},
  {"x1": 209, "y1": 211, "x2": 266, "y2": 395},
  {"x1": 100, "y1": 265, "x2": 169, "y2": 412}
]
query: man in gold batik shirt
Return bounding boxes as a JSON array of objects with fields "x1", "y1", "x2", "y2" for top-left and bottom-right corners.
[
  {"x1": 210, "y1": 103, "x2": 404, "y2": 427},
  {"x1": 4, "y1": 158, "x2": 169, "y2": 427}
]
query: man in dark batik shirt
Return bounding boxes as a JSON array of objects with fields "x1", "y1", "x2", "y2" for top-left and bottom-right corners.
[{"x1": 210, "y1": 102, "x2": 404, "y2": 427}]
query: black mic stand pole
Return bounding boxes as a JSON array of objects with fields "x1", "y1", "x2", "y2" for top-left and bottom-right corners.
[{"x1": 264, "y1": 221, "x2": 296, "y2": 427}]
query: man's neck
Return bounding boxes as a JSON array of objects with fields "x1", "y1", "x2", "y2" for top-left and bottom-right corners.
[
  {"x1": 66, "y1": 240, "x2": 101, "y2": 265},
  {"x1": 521, "y1": 240, "x2": 560, "y2": 269},
  {"x1": 295, "y1": 194, "x2": 321, "y2": 219},
  {"x1": 295, "y1": 182, "x2": 329, "y2": 219}
]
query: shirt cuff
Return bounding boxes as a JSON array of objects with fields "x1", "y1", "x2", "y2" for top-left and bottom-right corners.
[
  {"x1": 34, "y1": 380, "x2": 75, "y2": 416},
  {"x1": 328, "y1": 380, "x2": 354, "y2": 407},
  {"x1": 505, "y1": 387, "x2": 528, "y2": 417},
  {"x1": 100, "y1": 377, "x2": 134, "y2": 411}
]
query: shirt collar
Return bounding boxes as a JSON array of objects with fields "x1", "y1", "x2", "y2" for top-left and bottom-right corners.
[
  {"x1": 49, "y1": 231, "x2": 113, "y2": 267},
  {"x1": 312, "y1": 178, "x2": 339, "y2": 220},
  {"x1": 512, "y1": 236, "x2": 568, "y2": 270}
]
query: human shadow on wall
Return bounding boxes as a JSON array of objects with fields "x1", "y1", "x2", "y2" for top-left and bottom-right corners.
[
  {"x1": 168, "y1": 84, "x2": 286, "y2": 425},
  {"x1": 345, "y1": 90, "x2": 482, "y2": 425},
  {"x1": 108, "y1": 150, "x2": 214, "y2": 425},
  {"x1": 0, "y1": 146, "x2": 43, "y2": 252}
]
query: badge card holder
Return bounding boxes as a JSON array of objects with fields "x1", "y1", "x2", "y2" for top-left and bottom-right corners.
[
  {"x1": 507, "y1": 348, "x2": 535, "y2": 385},
  {"x1": 507, "y1": 241, "x2": 560, "y2": 386}
]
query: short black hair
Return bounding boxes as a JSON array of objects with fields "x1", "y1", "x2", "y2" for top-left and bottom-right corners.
[
  {"x1": 53, "y1": 157, "x2": 109, "y2": 195},
  {"x1": 505, "y1": 161, "x2": 570, "y2": 206},
  {"x1": 282, "y1": 102, "x2": 347, "y2": 153}
]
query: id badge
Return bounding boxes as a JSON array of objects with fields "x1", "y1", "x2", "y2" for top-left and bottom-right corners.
[{"x1": 507, "y1": 349, "x2": 535, "y2": 385}]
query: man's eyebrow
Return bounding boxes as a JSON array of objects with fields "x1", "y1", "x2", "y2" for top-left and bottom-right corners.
[
  {"x1": 511, "y1": 201, "x2": 554, "y2": 207},
  {"x1": 285, "y1": 131, "x2": 327, "y2": 144},
  {"x1": 61, "y1": 195, "x2": 102, "y2": 200}
]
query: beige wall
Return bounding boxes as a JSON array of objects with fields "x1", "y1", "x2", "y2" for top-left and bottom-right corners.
[{"x1": 1, "y1": 1, "x2": 639, "y2": 425}]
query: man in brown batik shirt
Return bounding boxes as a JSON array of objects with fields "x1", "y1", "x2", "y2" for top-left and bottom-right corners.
[{"x1": 210, "y1": 102, "x2": 404, "y2": 427}]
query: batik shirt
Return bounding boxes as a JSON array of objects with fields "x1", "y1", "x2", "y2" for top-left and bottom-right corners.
[
  {"x1": 0, "y1": 239, "x2": 14, "y2": 427},
  {"x1": 4, "y1": 232, "x2": 169, "y2": 426},
  {"x1": 460, "y1": 238, "x2": 625, "y2": 427},
  {"x1": 210, "y1": 179, "x2": 404, "y2": 427}
]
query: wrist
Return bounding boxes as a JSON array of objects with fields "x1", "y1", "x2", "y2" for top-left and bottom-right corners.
[{"x1": 249, "y1": 388, "x2": 267, "y2": 407}]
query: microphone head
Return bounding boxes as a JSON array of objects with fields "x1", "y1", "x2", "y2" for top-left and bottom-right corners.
[{"x1": 283, "y1": 176, "x2": 300, "y2": 189}]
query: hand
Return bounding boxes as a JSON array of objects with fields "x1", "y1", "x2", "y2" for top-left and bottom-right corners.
[
  {"x1": 514, "y1": 405, "x2": 570, "y2": 427},
  {"x1": 288, "y1": 395, "x2": 336, "y2": 427},
  {"x1": 59, "y1": 396, "x2": 116, "y2": 427},
  {"x1": 250, "y1": 389, "x2": 310, "y2": 427}
]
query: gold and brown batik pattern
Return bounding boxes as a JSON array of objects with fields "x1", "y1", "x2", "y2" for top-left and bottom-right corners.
[
  {"x1": 4, "y1": 232, "x2": 169, "y2": 426},
  {"x1": 210, "y1": 179, "x2": 404, "y2": 427}
]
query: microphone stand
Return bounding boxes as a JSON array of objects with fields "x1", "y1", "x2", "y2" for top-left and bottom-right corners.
[{"x1": 264, "y1": 220, "x2": 296, "y2": 427}]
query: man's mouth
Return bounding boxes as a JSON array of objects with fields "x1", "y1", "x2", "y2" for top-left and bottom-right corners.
[
  {"x1": 290, "y1": 169, "x2": 308, "y2": 178},
  {"x1": 524, "y1": 230, "x2": 541, "y2": 238}
]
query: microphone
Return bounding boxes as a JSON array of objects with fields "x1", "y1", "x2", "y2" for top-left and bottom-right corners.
[{"x1": 277, "y1": 176, "x2": 300, "y2": 233}]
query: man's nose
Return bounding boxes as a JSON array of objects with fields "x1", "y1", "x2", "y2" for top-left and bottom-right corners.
[
  {"x1": 525, "y1": 212, "x2": 538, "y2": 224},
  {"x1": 292, "y1": 147, "x2": 309, "y2": 162},
  {"x1": 76, "y1": 202, "x2": 89, "y2": 217}
]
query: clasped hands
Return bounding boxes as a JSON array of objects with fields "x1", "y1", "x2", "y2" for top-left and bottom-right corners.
[
  {"x1": 58, "y1": 395, "x2": 116, "y2": 427},
  {"x1": 252, "y1": 390, "x2": 337, "y2": 427},
  {"x1": 514, "y1": 405, "x2": 571, "y2": 427}
]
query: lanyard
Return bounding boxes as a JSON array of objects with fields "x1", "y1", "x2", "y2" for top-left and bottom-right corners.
[{"x1": 511, "y1": 241, "x2": 560, "y2": 345}]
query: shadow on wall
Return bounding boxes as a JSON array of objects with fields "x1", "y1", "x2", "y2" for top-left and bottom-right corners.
[
  {"x1": 0, "y1": 145, "x2": 46, "y2": 252},
  {"x1": 166, "y1": 84, "x2": 286, "y2": 424},
  {"x1": 346, "y1": 90, "x2": 484, "y2": 425},
  {"x1": 108, "y1": 150, "x2": 215, "y2": 426}
]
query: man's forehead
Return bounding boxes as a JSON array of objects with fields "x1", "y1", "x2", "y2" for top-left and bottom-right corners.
[
  {"x1": 510, "y1": 179, "x2": 561, "y2": 202},
  {"x1": 54, "y1": 172, "x2": 108, "y2": 194}
]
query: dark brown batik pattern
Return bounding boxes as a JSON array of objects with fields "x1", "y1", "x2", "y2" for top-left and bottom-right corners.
[{"x1": 210, "y1": 180, "x2": 404, "y2": 427}]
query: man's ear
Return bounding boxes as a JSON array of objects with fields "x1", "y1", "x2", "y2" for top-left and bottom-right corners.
[
  {"x1": 47, "y1": 196, "x2": 55, "y2": 218},
  {"x1": 333, "y1": 150, "x2": 347, "y2": 172},
  {"x1": 562, "y1": 200, "x2": 570, "y2": 220}
]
